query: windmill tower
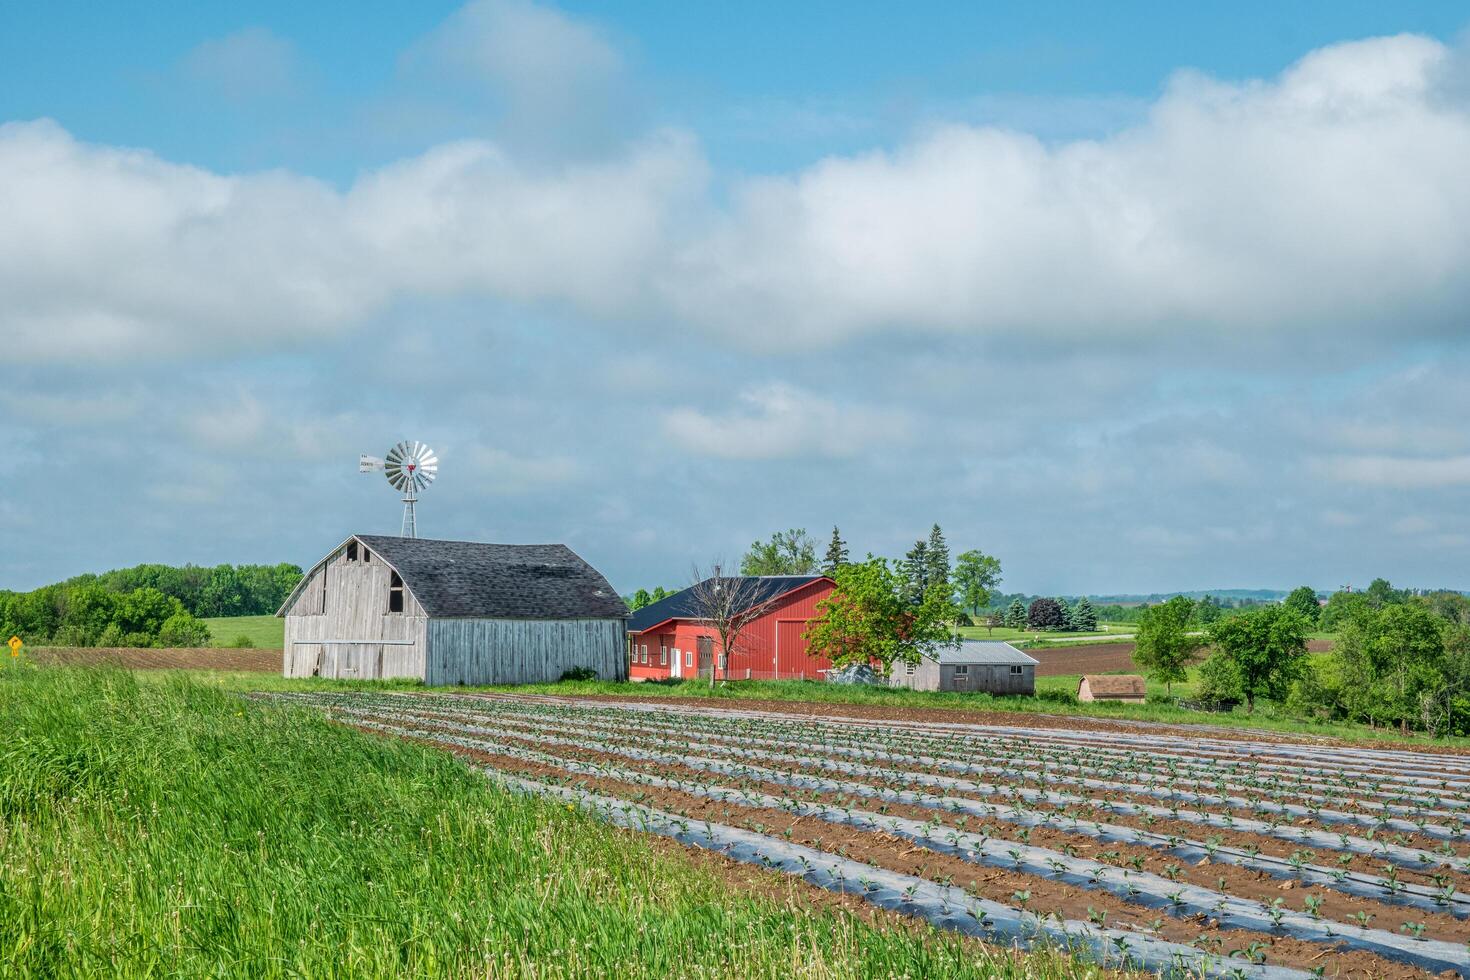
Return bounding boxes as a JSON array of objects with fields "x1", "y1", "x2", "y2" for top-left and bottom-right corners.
[{"x1": 359, "y1": 440, "x2": 439, "y2": 537}]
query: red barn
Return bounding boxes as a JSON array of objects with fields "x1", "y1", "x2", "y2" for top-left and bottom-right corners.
[{"x1": 626, "y1": 575, "x2": 836, "y2": 681}]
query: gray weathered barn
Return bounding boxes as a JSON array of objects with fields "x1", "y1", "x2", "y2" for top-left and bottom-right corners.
[
  {"x1": 888, "y1": 640, "x2": 1038, "y2": 694},
  {"x1": 278, "y1": 534, "x2": 628, "y2": 684}
]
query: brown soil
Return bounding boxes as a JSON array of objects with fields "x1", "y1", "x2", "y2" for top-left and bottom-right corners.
[
  {"x1": 1029, "y1": 644, "x2": 1140, "y2": 676},
  {"x1": 413, "y1": 733, "x2": 1428, "y2": 978},
  {"x1": 28, "y1": 646, "x2": 280, "y2": 671}
]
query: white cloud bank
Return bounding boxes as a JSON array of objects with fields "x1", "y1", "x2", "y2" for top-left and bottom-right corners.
[{"x1": 4, "y1": 33, "x2": 1470, "y2": 361}]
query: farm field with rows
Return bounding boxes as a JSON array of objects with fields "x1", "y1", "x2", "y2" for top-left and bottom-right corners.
[{"x1": 266, "y1": 689, "x2": 1470, "y2": 978}]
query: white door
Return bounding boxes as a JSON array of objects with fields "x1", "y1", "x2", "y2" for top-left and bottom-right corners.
[{"x1": 671, "y1": 649, "x2": 682, "y2": 678}]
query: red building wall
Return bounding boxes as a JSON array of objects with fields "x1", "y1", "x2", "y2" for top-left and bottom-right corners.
[{"x1": 627, "y1": 578, "x2": 835, "y2": 681}]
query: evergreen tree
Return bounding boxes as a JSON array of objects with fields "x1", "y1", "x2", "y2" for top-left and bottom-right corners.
[
  {"x1": 1005, "y1": 598, "x2": 1026, "y2": 629},
  {"x1": 823, "y1": 526, "x2": 849, "y2": 575},
  {"x1": 924, "y1": 524, "x2": 950, "y2": 596},
  {"x1": 1070, "y1": 596, "x2": 1098, "y2": 632},
  {"x1": 902, "y1": 540, "x2": 929, "y2": 603},
  {"x1": 1056, "y1": 598, "x2": 1074, "y2": 631}
]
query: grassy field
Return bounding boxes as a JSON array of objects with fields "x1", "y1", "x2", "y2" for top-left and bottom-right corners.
[
  {"x1": 955, "y1": 623, "x2": 1134, "y2": 645},
  {"x1": 0, "y1": 662, "x2": 1121, "y2": 979},
  {"x1": 201, "y1": 614, "x2": 283, "y2": 648}
]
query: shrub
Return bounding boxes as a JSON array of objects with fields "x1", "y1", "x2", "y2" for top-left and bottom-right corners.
[
  {"x1": 1196, "y1": 652, "x2": 1244, "y2": 704},
  {"x1": 953, "y1": 611, "x2": 974, "y2": 627},
  {"x1": 1034, "y1": 689, "x2": 1078, "y2": 706},
  {"x1": 558, "y1": 666, "x2": 599, "y2": 682},
  {"x1": 230, "y1": 634, "x2": 255, "y2": 648},
  {"x1": 158, "y1": 612, "x2": 211, "y2": 648}
]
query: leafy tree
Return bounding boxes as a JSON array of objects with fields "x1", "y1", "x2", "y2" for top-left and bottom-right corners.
[
  {"x1": 1336, "y1": 602, "x2": 1447, "y2": 731},
  {"x1": 1365, "y1": 577, "x2": 1405, "y2": 609},
  {"x1": 1207, "y1": 605, "x2": 1308, "y2": 712},
  {"x1": 823, "y1": 526, "x2": 849, "y2": 575},
  {"x1": 158, "y1": 611, "x2": 212, "y2": 648},
  {"x1": 901, "y1": 540, "x2": 929, "y2": 603},
  {"x1": 952, "y1": 550, "x2": 1002, "y2": 618},
  {"x1": 740, "y1": 529, "x2": 818, "y2": 576},
  {"x1": 1320, "y1": 590, "x2": 1371, "y2": 632},
  {"x1": 1133, "y1": 596, "x2": 1200, "y2": 696},
  {"x1": 924, "y1": 524, "x2": 950, "y2": 599},
  {"x1": 629, "y1": 589, "x2": 653, "y2": 611},
  {"x1": 1004, "y1": 598, "x2": 1027, "y2": 629},
  {"x1": 805, "y1": 557, "x2": 958, "y2": 672},
  {"x1": 1070, "y1": 596, "x2": 1098, "y2": 632},
  {"x1": 1193, "y1": 595, "x2": 1223, "y2": 626},
  {"x1": 1026, "y1": 598, "x2": 1064, "y2": 631},
  {"x1": 1283, "y1": 586, "x2": 1321, "y2": 626},
  {"x1": 1425, "y1": 591, "x2": 1470, "y2": 627},
  {"x1": 115, "y1": 588, "x2": 181, "y2": 638}
]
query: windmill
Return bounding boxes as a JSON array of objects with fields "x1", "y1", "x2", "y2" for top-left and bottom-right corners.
[{"x1": 359, "y1": 441, "x2": 439, "y2": 537}]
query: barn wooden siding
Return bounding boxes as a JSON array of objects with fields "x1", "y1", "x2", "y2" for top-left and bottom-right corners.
[
  {"x1": 283, "y1": 548, "x2": 428, "y2": 680},
  {"x1": 425, "y1": 618, "x2": 626, "y2": 686}
]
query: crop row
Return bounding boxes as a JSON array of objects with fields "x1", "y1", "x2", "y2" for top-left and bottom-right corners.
[{"x1": 264, "y1": 690, "x2": 1470, "y2": 977}]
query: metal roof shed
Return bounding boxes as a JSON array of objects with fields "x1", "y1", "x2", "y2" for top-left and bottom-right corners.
[{"x1": 890, "y1": 641, "x2": 1038, "y2": 694}]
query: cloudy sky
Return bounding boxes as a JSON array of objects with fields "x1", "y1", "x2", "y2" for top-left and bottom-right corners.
[{"x1": 4, "y1": 1, "x2": 1470, "y2": 595}]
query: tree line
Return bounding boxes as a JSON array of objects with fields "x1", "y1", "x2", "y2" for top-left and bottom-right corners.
[
  {"x1": 1131, "y1": 580, "x2": 1470, "y2": 736},
  {"x1": 1, "y1": 562, "x2": 303, "y2": 648}
]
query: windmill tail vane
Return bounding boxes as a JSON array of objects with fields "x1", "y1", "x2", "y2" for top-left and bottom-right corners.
[{"x1": 359, "y1": 441, "x2": 438, "y2": 538}]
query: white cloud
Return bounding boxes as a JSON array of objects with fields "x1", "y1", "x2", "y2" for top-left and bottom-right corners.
[
  {"x1": 661, "y1": 382, "x2": 910, "y2": 460},
  {"x1": 0, "y1": 120, "x2": 705, "y2": 361},
  {"x1": 1313, "y1": 454, "x2": 1470, "y2": 489},
  {"x1": 5, "y1": 32, "x2": 1470, "y2": 362},
  {"x1": 1392, "y1": 515, "x2": 1434, "y2": 534},
  {"x1": 181, "y1": 27, "x2": 302, "y2": 102},
  {"x1": 401, "y1": 0, "x2": 630, "y2": 154}
]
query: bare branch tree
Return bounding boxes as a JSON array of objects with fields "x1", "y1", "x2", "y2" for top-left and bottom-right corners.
[{"x1": 685, "y1": 562, "x2": 784, "y2": 688}]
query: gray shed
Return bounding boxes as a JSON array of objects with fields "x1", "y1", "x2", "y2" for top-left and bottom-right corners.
[
  {"x1": 278, "y1": 534, "x2": 629, "y2": 684},
  {"x1": 889, "y1": 640, "x2": 1038, "y2": 694}
]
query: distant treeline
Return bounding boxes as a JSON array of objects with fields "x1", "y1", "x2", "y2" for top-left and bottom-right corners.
[
  {"x1": 2, "y1": 562, "x2": 302, "y2": 648},
  {"x1": 985, "y1": 593, "x2": 1271, "y2": 624}
]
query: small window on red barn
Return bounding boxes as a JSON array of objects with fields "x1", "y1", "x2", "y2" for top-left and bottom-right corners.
[{"x1": 388, "y1": 571, "x2": 404, "y2": 613}]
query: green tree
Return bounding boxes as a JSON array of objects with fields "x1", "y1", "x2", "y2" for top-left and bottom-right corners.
[
  {"x1": 1133, "y1": 596, "x2": 1200, "y2": 696},
  {"x1": 1207, "y1": 605, "x2": 1308, "y2": 712},
  {"x1": 823, "y1": 526, "x2": 849, "y2": 575},
  {"x1": 1320, "y1": 590, "x2": 1371, "y2": 632},
  {"x1": 115, "y1": 588, "x2": 181, "y2": 640},
  {"x1": 1070, "y1": 596, "x2": 1098, "y2": 632},
  {"x1": 1365, "y1": 577, "x2": 1404, "y2": 609},
  {"x1": 805, "y1": 558, "x2": 958, "y2": 672},
  {"x1": 1282, "y1": 586, "x2": 1321, "y2": 626},
  {"x1": 740, "y1": 529, "x2": 818, "y2": 576},
  {"x1": 629, "y1": 589, "x2": 653, "y2": 611},
  {"x1": 1193, "y1": 595, "x2": 1223, "y2": 626},
  {"x1": 1337, "y1": 602, "x2": 1447, "y2": 731},
  {"x1": 1004, "y1": 598, "x2": 1027, "y2": 630},
  {"x1": 901, "y1": 540, "x2": 929, "y2": 603},
  {"x1": 952, "y1": 550, "x2": 1002, "y2": 618},
  {"x1": 158, "y1": 611, "x2": 212, "y2": 648},
  {"x1": 924, "y1": 524, "x2": 950, "y2": 598}
]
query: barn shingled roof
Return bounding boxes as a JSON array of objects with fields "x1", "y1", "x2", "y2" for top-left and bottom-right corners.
[
  {"x1": 1080, "y1": 674, "x2": 1147, "y2": 697},
  {"x1": 627, "y1": 576, "x2": 829, "y2": 632},
  {"x1": 933, "y1": 641, "x2": 1038, "y2": 666},
  {"x1": 355, "y1": 535, "x2": 629, "y2": 620}
]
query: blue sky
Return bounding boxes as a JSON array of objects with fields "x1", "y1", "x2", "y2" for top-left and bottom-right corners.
[{"x1": 3, "y1": 2, "x2": 1470, "y2": 595}]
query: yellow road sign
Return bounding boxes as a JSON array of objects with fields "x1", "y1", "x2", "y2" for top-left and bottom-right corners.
[{"x1": 8, "y1": 635, "x2": 21, "y2": 656}]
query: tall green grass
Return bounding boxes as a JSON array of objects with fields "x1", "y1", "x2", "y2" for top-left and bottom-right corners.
[{"x1": 0, "y1": 664, "x2": 1114, "y2": 978}]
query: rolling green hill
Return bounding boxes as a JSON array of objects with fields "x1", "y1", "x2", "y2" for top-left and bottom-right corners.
[{"x1": 202, "y1": 615, "x2": 283, "y2": 649}]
